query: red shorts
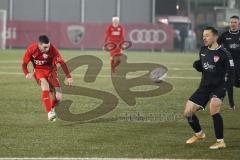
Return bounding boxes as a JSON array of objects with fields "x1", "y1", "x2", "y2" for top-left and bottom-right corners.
[
  {"x1": 34, "y1": 69, "x2": 60, "y2": 88},
  {"x1": 110, "y1": 48, "x2": 122, "y2": 58}
]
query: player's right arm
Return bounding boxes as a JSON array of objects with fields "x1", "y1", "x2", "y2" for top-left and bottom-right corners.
[
  {"x1": 103, "y1": 26, "x2": 110, "y2": 51},
  {"x1": 223, "y1": 49, "x2": 235, "y2": 86},
  {"x1": 104, "y1": 26, "x2": 110, "y2": 43},
  {"x1": 22, "y1": 47, "x2": 32, "y2": 79}
]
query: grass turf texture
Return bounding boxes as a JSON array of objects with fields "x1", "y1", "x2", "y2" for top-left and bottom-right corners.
[{"x1": 0, "y1": 49, "x2": 239, "y2": 159}]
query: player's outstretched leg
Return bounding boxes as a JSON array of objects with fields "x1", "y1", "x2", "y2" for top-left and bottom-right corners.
[
  {"x1": 40, "y1": 78, "x2": 56, "y2": 122},
  {"x1": 209, "y1": 97, "x2": 226, "y2": 149},
  {"x1": 184, "y1": 100, "x2": 206, "y2": 144}
]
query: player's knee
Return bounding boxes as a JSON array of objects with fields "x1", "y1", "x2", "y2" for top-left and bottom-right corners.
[
  {"x1": 184, "y1": 101, "x2": 195, "y2": 118},
  {"x1": 209, "y1": 97, "x2": 221, "y2": 115},
  {"x1": 40, "y1": 79, "x2": 49, "y2": 91},
  {"x1": 54, "y1": 87, "x2": 62, "y2": 101},
  {"x1": 55, "y1": 91, "x2": 62, "y2": 101},
  {"x1": 210, "y1": 105, "x2": 220, "y2": 115}
]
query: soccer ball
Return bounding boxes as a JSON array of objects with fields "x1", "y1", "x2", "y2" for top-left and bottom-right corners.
[{"x1": 149, "y1": 67, "x2": 167, "y2": 83}]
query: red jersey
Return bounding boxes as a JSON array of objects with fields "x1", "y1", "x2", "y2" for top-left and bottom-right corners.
[
  {"x1": 22, "y1": 43, "x2": 71, "y2": 78},
  {"x1": 104, "y1": 24, "x2": 125, "y2": 43}
]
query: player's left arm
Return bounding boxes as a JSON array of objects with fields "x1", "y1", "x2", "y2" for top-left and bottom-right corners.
[
  {"x1": 103, "y1": 26, "x2": 110, "y2": 51},
  {"x1": 120, "y1": 26, "x2": 126, "y2": 50},
  {"x1": 120, "y1": 25, "x2": 125, "y2": 42},
  {"x1": 53, "y1": 47, "x2": 73, "y2": 85},
  {"x1": 223, "y1": 49, "x2": 235, "y2": 85}
]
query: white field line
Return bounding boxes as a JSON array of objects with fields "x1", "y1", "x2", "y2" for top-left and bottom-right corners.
[
  {"x1": 0, "y1": 158, "x2": 213, "y2": 160},
  {"x1": 0, "y1": 66, "x2": 194, "y2": 71},
  {"x1": 0, "y1": 71, "x2": 200, "y2": 80},
  {"x1": 0, "y1": 61, "x2": 192, "y2": 66}
]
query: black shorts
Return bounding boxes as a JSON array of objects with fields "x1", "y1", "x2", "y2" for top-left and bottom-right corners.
[{"x1": 189, "y1": 85, "x2": 226, "y2": 109}]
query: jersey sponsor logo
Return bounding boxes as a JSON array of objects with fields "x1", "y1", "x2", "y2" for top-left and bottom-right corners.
[
  {"x1": 229, "y1": 43, "x2": 240, "y2": 49},
  {"x1": 226, "y1": 37, "x2": 232, "y2": 40},
  {"x1": 213, "y1": 55, "x2": 220, "y2": 63},
  {"x1": 200, "y1": 54, "x2": 206, "y2": 56},
  {"x1": 129, "y1": 29, "x2": 167, "y2": 44},
  {"x1": 43, "y1": 53, "x2": 48, "y2": 59},
  {"x1": 112, "y1": 31, "x2": 120, "y2": 35},
  {"x1": 203, "y1": 62, "x2": 215, "y2": 70},
  {"x1": 67, "y1": 25, "x2": 85, "y2": 45},
  {"x1": 34, "y1": 60, "x2": 47, "y2": 65}
]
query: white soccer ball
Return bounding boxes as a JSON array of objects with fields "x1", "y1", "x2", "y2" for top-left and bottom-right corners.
[{"x1": 150, "y1": 67, "x2": 167, "y2": 83}]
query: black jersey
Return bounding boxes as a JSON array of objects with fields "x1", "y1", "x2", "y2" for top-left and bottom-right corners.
[
  {"x1": 218, "y1": 30, "x2": 240, "y2": 59},
  {"x1": 197, "y1": 45, "x2": 235, "y2": 87}
]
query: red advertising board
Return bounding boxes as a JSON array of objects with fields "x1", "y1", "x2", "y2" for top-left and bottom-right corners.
[{"x1": 6, "y1": 20, "x2": 174, "y2": 50}]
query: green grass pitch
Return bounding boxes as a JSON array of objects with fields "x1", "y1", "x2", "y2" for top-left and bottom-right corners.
[{"x1": 0, "y1": 49, "x2": 239, "y2": 159}]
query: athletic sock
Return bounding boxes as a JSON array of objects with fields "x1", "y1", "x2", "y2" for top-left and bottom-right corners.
[
  {"x1": 114, "y1": 59, "x2": 121, "y2": 68},
  {"x1": 187, "y1": 114, "x2": 202, "y2": 134},
  {"x1": 111, "y1": 60, "x2": 115, "y2": 73},
  {"x1": 212, "y1": 113, "x2": 224, "y2": 139},
  {"x1": 51, "y1": 99, "x2": 57, "y2": 109},
  {"x1": 42, "y1": 90, "x2": 52, "y2": 112},
  {"x1": 217, "y1": 139, "x2": 224, "y2": 142}
]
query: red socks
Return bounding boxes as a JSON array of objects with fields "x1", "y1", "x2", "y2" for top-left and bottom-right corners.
[
  {"x1": 51, "y1": 99, "x2": 57, "y2": 109},
  {"x1": 111, "y1": 60, "x2": 115, "y2": 73},
  {"x1": 42, "y1": 90, "x2": 52, "y2": 112}
]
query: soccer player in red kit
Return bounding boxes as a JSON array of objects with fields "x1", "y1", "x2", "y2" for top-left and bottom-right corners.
[
  {"x1": 22, "y1": 35, "x2": 73, "y2": 122},
  {"x1": 104, "y1": 17, "x2": 125, "y2": 73}
]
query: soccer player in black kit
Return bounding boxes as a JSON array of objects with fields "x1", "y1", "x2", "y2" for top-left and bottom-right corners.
[
  {"x1": 184, "y1": 27, "x2": 235, "y2": 149},
  {"x1": 218, "y1": 15, "x2": 240, "y2": 109}
]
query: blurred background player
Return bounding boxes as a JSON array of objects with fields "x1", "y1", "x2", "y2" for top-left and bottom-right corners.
[
  {"x1": 104, "y1": 17, "x2": 125, "y2": 73},
  {"x1": 184, "y1": 27, "x2": 235, "y2": 149},
  {"x1": 22, "y1": 35, "x2": 73, "y2": 121},
  {"x1": 218, "y1": 15, "x2": 240, "y2": 110}
]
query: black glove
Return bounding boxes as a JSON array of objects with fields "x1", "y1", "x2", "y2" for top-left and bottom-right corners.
[{"x1": 193, "y1": 60, "x2": 202, "y2": 72}]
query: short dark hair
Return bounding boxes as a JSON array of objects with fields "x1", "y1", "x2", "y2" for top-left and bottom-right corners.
[
  {"x1": 204, "y1": 26, "x2": 218, "y2": 36},
  {"x1": 230, "y1": 15, "x2": 239, "y2": 20},
  {"x1": 38, "y1": 35, "x2": 50, "y2": 44}
]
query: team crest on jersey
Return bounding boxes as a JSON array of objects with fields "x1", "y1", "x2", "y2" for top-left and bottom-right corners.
[
  {"x1": 67, "y1": 25, "x2": 85, "y2": 45},
  {"x1": 213, "y1": 55, "x2": 220, "y2": 63},
  {"x1": 43, "y1": 53, "x2": 48, "y2": 59}
]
